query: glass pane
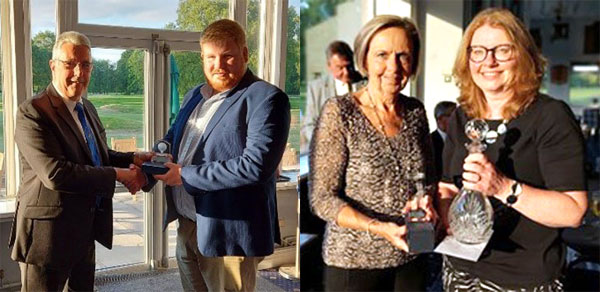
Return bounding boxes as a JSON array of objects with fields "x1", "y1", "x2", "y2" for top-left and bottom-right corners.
[
  {"x1": 247, "y1": 0, "x2": 260, "y2": 73},
  {"x1": 31, "y1": 0, "x2": 55, "y2": 95},
  {"x1": 569, "y1": 65, "x2": 600, "y2": 107},
  {"x1": 90, "y1": 49, "x2": 145, "y2": 268},
  {"x1": 168, "y1": 0, "x2": 230, "y2": 103},
  {"x1": 79, "y1": 0, "x2": 227, "y2": 32},
  {"x1": 286, "y1": 0, "x2": 301, "y2": 157}
]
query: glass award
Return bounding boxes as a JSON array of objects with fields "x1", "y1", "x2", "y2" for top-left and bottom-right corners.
[
  {"x1": 142, "y1": 140, "x2": 172, "y2": 175},
  {"x1": 406, "y1": 172, "x2": 435, "y2": 253},
  {"x1": 448, "y1": 119, "x2": 494, "y2": 244}
]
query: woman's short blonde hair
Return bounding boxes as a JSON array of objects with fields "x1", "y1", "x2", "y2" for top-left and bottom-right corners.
[
  {"x1": 453, "y1": 8, "x2": 547, "y2": 120},
  {"x1": 354, "y1": 15, "x2": 421, "y2": 78}
]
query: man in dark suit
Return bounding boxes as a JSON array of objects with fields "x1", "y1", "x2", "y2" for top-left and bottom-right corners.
[
  {"x1": 148, "y1": 20, "x2": 290, "y2": 291},
  {"x1": 431, "y1": 101, "x2": 457, "y2": 181},
  {"x1": 9, "y1": 31, "x2": 149, "y2": 291}
]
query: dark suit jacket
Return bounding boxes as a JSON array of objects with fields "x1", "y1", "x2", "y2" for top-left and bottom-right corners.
[
  {"x1": 9, "y1": 84, "x2": 133, "y2": 269},
  {"x1": 431, "y1": 130, "x2": 444, "y2": 181},
  {"x1": 145, "y1": 70, "x2": 290, "y2": 257}
]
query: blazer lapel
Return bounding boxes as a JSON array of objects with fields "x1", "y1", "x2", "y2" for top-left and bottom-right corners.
[
  {"x1": 325, "y1": 74, "x2": 336, "y2": 98},
  {"x1": 47, "y1": 85, "x2": 95, "y2": 163},
  {"x1": 199, "y1": 70, "x2": 257, "y2": 145}
]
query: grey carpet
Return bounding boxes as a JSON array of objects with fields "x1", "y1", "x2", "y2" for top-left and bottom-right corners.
[{"x1": 95, "y1": 268, "x2": 287, "y2": 292}]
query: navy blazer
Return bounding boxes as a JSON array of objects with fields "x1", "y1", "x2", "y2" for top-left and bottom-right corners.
[{"x1": 146, "y1": 70, "x2": 290, "y2": 257}]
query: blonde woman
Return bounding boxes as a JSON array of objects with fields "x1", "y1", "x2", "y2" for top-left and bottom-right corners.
[
  {"x1": 310, "y1": 15, "x2": 436, "y2": 291},
  {"x1": 438, "y1": 8, "x2": 587, "y2": 291}
]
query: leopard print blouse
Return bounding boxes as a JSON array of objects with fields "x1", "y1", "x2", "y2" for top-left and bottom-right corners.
[{"x1": 309, "y1": 94, "x2": 435, "y2": 269}]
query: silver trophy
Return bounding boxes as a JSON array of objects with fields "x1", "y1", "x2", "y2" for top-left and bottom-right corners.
[
  {"x1": 406, "y1": 172, "x2": 435, "y2": 253},
  {"x1": 141, "y1": 140, "x2": 172, "y2": 175},
  {"x1": 448, "y1": 119, "x2": 494, "y2": 244}
]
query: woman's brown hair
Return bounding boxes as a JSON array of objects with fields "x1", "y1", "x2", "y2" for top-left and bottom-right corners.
[{"x1": 453, "y1": 8, "x2": 547, "y2": 119}]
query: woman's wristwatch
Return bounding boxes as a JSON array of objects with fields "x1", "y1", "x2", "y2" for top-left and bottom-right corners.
[{"x1": 506, "y1": 180, "x2": 523, "y2": 207}]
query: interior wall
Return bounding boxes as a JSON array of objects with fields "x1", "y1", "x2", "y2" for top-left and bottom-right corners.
[
  {"x1": 530, "y1": 18, "x2": 600, "y2": 105},
  {"x1": 421, "y1": 0, "x2": 464, "y2": 130},
  {"x1": 304, "y1": 0, "x2": 362, "y2": 82}
]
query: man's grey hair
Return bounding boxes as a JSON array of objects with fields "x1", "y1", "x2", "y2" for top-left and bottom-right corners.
[{"x1": 52, "y1": 31, "x2": 92, "y2": 60}]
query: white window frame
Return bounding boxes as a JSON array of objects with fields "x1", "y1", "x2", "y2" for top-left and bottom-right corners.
[
  {"x1": 53, "y1": 0, "x2": 287, "y2": 268},
  {"x1": 1, "y1": 0, "x2": 32, "y2": 201},
  {"x1": 0, "y1": 0, "x2": 290, "y2": 270}
]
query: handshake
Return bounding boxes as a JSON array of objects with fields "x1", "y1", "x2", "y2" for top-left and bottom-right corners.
[{"x1": 114, "y1": 152, "x2": 156, "y2": 194}]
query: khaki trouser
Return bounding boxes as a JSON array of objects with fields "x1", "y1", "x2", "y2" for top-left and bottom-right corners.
[{"x1": 176, "y1": 216, "x2": 263, "y2": 292}]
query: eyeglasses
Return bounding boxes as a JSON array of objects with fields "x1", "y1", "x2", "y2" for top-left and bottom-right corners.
[
  {"x1": 468, "y1": 44, "x2": 514, "y2": 63},
  {"x1": 54, "y1": 59, "x2": 93, "y2": 71}
]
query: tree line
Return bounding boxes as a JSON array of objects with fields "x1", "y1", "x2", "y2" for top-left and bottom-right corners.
[{"x1": 31, "y1": 0, "x2": 300, "y2": 97}]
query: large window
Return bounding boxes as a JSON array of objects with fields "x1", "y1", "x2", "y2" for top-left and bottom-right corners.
[
  {"x1": 78, "y1": 0, "x2": 181, "y2": 31},
  {"x1": 0, "y1": 7, "x2": 4, "y2": 196},
  {"x1": 287, "y1": 0, "x2": 301, "y2": 153},
  {"x1": 31, "y1": 0, "x2": 55, "y2": 96},
  {"x1": 1, "y1": 0, "x2": 294, "y2": 272},
  {"x1": 570, "y1": 63, "x2": 600, "y2": 107}
]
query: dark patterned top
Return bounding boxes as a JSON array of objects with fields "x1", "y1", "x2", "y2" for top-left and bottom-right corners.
[{"x1": 309, "y1": 94, "x2": 435, "y2": 269}]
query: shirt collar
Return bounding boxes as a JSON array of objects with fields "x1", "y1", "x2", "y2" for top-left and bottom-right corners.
[
  {"x1": 200, "y1": 83, "x2": 234, "y2": 100},
  {"x1": 52, "y1": 82, "x2": 81, "y2": 113},
  {"x1": 437, "y1": 128, "x2": 448, "y2": 141},
  {"x1": 333, "y1": 77, "x2": 349, "y2": 95}
]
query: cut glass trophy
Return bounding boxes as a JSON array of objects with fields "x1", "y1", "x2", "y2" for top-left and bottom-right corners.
[{"x1": 448, "y1": 119, "x2": 494, "y2": 244}]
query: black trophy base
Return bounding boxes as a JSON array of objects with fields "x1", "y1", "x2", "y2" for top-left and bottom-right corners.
[
  {"x1": 407, "y1": 220, "x2": 435, "y2": 253},
  {"x1": 142, "y1": 162, "x2": 169, "y2": 175}
]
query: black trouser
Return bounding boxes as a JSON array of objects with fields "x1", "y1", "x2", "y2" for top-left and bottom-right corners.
[
  {"x1": 19, "y1": 243, "x2": 95, "y2": 292},
  {"x1": 324, "y1": 255, "x2": 427, "y2": 291}
]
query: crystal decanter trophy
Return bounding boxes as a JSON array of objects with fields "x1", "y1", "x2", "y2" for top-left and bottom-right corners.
[
  {"x1": 407, "y1": 172, "x2": 435, "y2": 253},
  {"x1": 142, "y1": 140, "x2": 172, "y2": 175},
  {"x1": 448, "y1": 119, "x2": 494, "y2": 244}
]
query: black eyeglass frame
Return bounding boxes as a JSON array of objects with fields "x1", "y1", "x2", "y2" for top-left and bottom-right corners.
[{"x1": 467, "y1": 44, "x2": 514, "y2": 63}]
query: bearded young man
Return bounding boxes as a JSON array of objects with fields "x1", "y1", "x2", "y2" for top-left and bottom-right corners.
[{"x1": 146, "y1": 19, "x2": 290, "y2": 291}]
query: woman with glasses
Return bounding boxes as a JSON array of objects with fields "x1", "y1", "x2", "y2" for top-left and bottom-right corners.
[
  {"x1": 438, "y1": 8, "x2": 587, "y2": 291},
  {"x1": 309, "y1": 15, "x2": 437, "y2": 291}
]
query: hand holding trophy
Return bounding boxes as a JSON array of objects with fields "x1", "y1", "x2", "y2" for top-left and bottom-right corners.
[
  {"x1": 142, "y1": 140, "x2": 172, "y2": 175},
  {"x1": 405, "y1": 172, "x2": 435, "y2": 253},
  {"x1": 448, "y1": 119, "x2": 494, "y2": 244}
]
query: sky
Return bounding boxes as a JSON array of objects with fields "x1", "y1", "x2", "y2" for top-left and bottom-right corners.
[{"x1": 32, "y1": 0, "x2": 301, "y2": 63}]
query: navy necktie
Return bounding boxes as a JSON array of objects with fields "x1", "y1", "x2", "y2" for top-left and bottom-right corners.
[
  {"x1": 75, "y1": 102, "x2": 103, "y2": 208},
  {"x1": 75, "y1": 102, "x2": 102, "y2": 167}
]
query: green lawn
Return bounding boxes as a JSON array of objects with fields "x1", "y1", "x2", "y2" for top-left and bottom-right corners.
[
  {"x1": 0, "y1": 91, "x2": 305, "y2": 155},
  {"x1": 88, "y1": 94, "x2": 145, "y2": 148},
  {"x1": 570, "y1": 87, "x2": 600, "y2": 106},
  {"x1": 89, "y1": 93, "x2": 302, "y2": 152}
]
